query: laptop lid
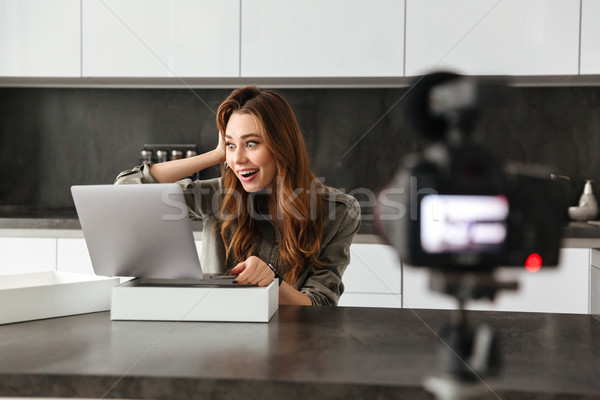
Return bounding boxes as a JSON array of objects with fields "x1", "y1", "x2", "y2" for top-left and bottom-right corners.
[{"x1": 71, "y1": 183, "x2": 204, "y2": 280}]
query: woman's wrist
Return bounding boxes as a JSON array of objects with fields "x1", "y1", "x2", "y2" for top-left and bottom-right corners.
[
  {"x1": 278, "y1": 282, "x2": 313, "y2": 305},
  {"x1": 184, "y1": 148, "x2": 224, "y2": 175},
  {"x1": 208, "y1": 147, "x2": 225, "y2": 167}
]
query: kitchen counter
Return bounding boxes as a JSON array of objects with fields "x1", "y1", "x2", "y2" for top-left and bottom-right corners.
[
  {"x1": 0, "y1": 306, "x2": 599, "y2": 399},
  {"x1": 2, "y1": 215, "x2": 600, "y2": 246}
]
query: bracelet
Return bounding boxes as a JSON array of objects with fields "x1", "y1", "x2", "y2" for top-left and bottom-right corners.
[{"x1": 267, "y1": 263, "x2": 284, "y2": 286}]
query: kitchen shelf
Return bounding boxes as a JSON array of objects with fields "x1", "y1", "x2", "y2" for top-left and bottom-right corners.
[{"x1": 3, "y1": 75, "x2": 600, "y2": 89}]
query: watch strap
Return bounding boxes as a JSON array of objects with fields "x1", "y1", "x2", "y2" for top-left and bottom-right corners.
[{"x1": 267, "y1": 263, "x2": 284, "y2": 286}]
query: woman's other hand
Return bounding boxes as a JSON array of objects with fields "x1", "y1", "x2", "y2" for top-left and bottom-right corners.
[
  {"x1": 229, "y1": 255, "x2": 312, "y2": 305},
  {"x1": 229, "y1": 256, "x2": 275, "y2": 287}
]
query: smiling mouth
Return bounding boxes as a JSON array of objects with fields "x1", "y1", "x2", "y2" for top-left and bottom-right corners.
[{"x1": 239, "y1": 169, "x2": 259, "y2": 178}]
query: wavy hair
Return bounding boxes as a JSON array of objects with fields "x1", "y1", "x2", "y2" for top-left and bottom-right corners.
[{"x1": 216, "y1": 86, "x2": 324, "y2": 283}]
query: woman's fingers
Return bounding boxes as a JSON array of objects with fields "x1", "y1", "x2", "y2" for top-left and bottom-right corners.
[
  {"x1": 256, "y1": 276, "x2": 274, "y2": 287},
  {"x1": 233, "y1": 256, "x2": 275, "y2": 286},
  {"x1": 229, "y1": 262, "x2": 246, "y2": 275},
  {"x1": 216, "y1": 132, "x2": 226, "y2": 159}
]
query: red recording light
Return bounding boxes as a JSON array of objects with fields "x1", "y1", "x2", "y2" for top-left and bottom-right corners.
[{"x1": 525, "y1": 253, "x2": 542, "y2": 273}]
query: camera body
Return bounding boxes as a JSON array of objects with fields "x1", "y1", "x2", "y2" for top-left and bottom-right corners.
[
  {"x1": 375, "y1": 73, "x2": 567, "y2": 271},
  {"x1": 377, "y1": 144, "x2": 566, "y2": 270}
]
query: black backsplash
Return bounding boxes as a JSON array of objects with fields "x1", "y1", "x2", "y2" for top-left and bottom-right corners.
[{"x1": 1, "y1": 86, "x2": 599, "y2": 214}]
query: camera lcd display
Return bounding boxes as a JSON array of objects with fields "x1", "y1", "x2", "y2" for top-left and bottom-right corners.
[{"x1": 420, "y1": 195, "x2": 509, "y2": 254}]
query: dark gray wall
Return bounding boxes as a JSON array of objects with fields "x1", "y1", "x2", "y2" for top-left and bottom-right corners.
[{"x1": 1, "y1": 86, "x2": 599, "y2": 214}]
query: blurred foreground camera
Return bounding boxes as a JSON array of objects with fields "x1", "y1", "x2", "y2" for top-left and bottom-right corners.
[
  {"x1": 375, "y1": 72, "x2": 567, "y2": 271},
  {"x1": 375, "y1": 73, "x2": 569, "y2": 400}
]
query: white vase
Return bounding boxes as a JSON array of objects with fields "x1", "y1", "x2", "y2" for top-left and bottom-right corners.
[{"x1": 568, "y1": 180, "x2": 599, "y2": 221}]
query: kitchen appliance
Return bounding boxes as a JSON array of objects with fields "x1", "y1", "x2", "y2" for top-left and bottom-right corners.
[{"x1": 140, "y1": 144, "x2": 198, "y2": 164}]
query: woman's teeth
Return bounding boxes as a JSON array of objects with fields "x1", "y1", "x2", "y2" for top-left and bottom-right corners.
[{"x1": 240, "y1": 169, "x2": 258, "y2": 177}]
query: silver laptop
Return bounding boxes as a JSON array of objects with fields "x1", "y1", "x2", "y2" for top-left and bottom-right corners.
[{"x1": 71, "y1": 183, "x2": 238, "y2": 285}]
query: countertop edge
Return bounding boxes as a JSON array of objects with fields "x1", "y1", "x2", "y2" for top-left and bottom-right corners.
[
  {"x1": 2, "y1": 219, "x2": 600, "y2": 247},
  {"x1": 1, "y1": 228, "x2": 599, "y2": 248},
  {"x1": 0, "y1": 373, "x2": 429, "y2": 400},
  {"x1": 3, "y1": 373, "x2": 593, "y2": 400}
]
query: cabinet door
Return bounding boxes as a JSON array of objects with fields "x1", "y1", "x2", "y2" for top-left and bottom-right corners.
[
  {"x1": 339, "y1": 243, "x2": 402, "y2": 308},
  {"x1": 338, "y1": 293, "x2": 402, "y2": 308},
  {"x1": 56, "y1": 238, "x2": 95, "y2": 275},
  {"x1": 403, "y1": 248, "x2": 590, "y2": 314},
  {"x1": 241, "y1": 0, "x2": 405, "y2": 77},
  {"x1": 56, "y1": 238, "x2": 203, "y2": 276},
  {"x1": 580, "y1": 0, "x2": 600, "y2": 74},
  {"x1": 0, "y1": 237, "x2": 56, "y2": 275},
  {"x1": 405, "y1": 0, "x2": 580, "y2": 76},
  {"x1": 590, "y1": 265, "x2": 600, "y2": 318},
  {"x1": 82, "y1": 0, "x2": 239, "y2": 77},
  {"x1": 0, "y1": 0, "x2": 80, "y2": 77},
  {"x1": 402, "y1": 265, "x2": 457, "y2": 310}
]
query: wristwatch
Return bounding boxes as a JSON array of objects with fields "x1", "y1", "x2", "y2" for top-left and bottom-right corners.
[{"x1": 267, "y1": 263, "x2": 284, "y2": 286}]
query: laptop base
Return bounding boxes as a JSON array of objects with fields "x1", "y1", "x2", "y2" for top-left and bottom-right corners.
[{"x1": 132, "y1": 275, "x2": 258, "y2": 288}]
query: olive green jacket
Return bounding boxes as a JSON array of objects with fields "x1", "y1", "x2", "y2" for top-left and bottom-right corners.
[{"x1": 115, "y1": 162, "x2": 361, "y2": 306}]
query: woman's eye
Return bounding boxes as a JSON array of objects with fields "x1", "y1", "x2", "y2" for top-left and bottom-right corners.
[
  {"x1": 226, "y1": 143, "x2": 235, "y2": 149},
  {"x1": 247, "y1": 141, "x2": 258, "y2": 148}
]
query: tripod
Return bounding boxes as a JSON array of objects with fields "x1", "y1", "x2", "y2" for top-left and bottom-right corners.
[{"x1": 423, "y1": 270, "x2": 518, "y2": 400}]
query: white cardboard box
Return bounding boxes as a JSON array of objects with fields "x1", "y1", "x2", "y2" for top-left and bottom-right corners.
[
  {"x1": 111, "y1": 279, "x2": 278, "y2": 322},
  {"x1": 0, "y1": 271, "x2": 120, "y2": 325}
]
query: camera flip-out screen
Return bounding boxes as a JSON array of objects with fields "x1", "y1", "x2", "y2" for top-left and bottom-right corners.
[{"x1": 420, "y1": 195, "x2": 509, "y2": 254}]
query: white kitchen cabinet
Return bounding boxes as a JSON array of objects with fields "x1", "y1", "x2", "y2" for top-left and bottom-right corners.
[
  {"x1": 339, "y1": 243, "x2": 402, "y2": 308},
  {"x1": 591, "y1": 266, "x2": 600, "y2": 319},
  {"x1": 55, "y1": 239, "x2": 202, "y2": 276},
  {"x1": 338, "y1": 293, "x2": 402, "y2": 308},
  {"x1": 56, "y1": 238, "x2": 95, "y2": 275},
  {"x1": 580, "y1": 0, "x2": 600, "y2": 74},
  {"x1": 0, "y1": 237, "x2": 56, "y2": 275},
  {"x1": 0, "y1": 0, "x2": 80, "y2": 77},
  {"x1": 241, "y1": 0, "x2": 405, "y2": 77},
  {"x1": 405, "y1": 0, "x2": 580, "y2": 76},
  {"x1": 590, "y1": 249, "x2": 600, "y2": 318},
  {"x1": 82, "y1": 0, "x2": 239, "y2": 77},
  {"x1": 403, "y1": 248, "x2": 590, "y2": 314}
]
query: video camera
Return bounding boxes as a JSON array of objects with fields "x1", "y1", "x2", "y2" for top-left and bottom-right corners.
[
  {"x1": 374, "y1": 72, "x2": 569, "y2": 400},
  {"x1": 375, "y1": 72, "x2": 567, "y2": 271}
]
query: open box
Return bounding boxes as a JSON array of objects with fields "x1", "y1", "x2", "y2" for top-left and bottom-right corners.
[
  {"x1": 111, "y1": 279, "x2": 278, "y2": 322},
  {"x1": 0, "y1": 271, "x2": 120, "y2": 325}
]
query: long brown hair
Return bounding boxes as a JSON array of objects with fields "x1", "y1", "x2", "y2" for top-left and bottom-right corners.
[{"x1": 216, "y1": 86, "x2": 323, "y2": 283}]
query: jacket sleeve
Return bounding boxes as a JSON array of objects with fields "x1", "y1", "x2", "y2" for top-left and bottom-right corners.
[
  {"x1": 114, "y1": 161, "x2": 159, "y2": 184},
  {"x1": 300, "y1": 198, "x2": 361, "y2": 306}
]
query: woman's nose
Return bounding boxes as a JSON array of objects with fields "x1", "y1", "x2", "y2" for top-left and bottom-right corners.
[{"x1": 233, "y1": 147, "x2": 248, "y2": 164}]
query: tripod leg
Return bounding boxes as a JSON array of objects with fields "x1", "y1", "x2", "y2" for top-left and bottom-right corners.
[{"x1": 425, "y1": 321, "x2": 500, "y2": 400}]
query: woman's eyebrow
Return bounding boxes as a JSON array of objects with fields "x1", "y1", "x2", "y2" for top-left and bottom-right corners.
[{"x1": 225, "y1": 133, "x2": 260, "y2": 140}]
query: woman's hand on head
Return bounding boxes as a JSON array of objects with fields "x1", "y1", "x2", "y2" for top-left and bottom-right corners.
[
  {"x1": 229, "y1": 256, "x2": 275, "y2": 287},
  {"x1": 216, "y1": 132, "x2": 226, "y2": 161}
]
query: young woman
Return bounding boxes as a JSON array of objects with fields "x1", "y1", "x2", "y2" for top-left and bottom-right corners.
[{"x1": 115, "y1": 86, "x2": 360, "y2": 306}]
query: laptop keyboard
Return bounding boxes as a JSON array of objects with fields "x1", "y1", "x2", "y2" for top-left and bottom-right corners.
[{"x1": 134, "y1": 275, "x2": 258, "y2": 287}]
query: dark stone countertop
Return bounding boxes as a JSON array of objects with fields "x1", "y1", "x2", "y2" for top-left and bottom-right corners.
[
  {"x1": 2, "y1": 205, "x2": 600, "y2": 245},
  {"x1": 2, "y1": 212, "x2": 600, "y2": 243},
  {"x1": 0, "y1": 306, "x2": 599, "y2": 399}
]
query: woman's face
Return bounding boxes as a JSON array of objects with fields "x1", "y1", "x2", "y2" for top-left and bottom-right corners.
[{"x1": 225, "y1": 112, "x2": 277, "y2": 193}]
